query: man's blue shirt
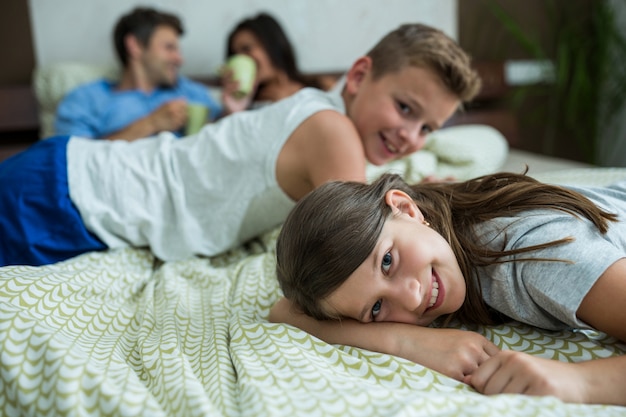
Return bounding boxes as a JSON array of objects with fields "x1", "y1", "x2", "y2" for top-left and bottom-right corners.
[{"x1": 54, "y1": 76, "x2": 222, "y2": 138}]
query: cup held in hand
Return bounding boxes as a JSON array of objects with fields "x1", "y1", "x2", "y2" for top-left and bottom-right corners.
[
  {"x1": 226, "y1": 54, "x2": 256, "y2": 99},
  {"x1": 185, "y1": 103, "x2": 209, "y2": 135}
]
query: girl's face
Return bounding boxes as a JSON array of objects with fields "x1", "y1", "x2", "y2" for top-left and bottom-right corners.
[
  {"x1": 344, "y1": 58, "x2": 459, "y2": 166},
  {"x1": 229, "y1": 29, "x2": 275, "y2": 83},
  {"x1": 321, "y1": 190, "x2": 466, "y2": 326}
]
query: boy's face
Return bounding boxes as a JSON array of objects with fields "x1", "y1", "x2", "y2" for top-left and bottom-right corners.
[{"x1": 344, "y1": 58, "x2": 460, "y2": 166}]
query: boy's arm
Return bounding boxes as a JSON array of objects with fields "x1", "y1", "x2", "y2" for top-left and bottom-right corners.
[
  {"x1": 468, "y1": 258, "x2": 626, "y2": 405},
  {"x1": 300, "y1": 111, "x2": 369, "y2": 187},
  {"x1": 269, "y1": 298, "x2": 499, "y2": 381},
  {"x1": 277, "y1": 110, "x2": 368, "y2": 201}
]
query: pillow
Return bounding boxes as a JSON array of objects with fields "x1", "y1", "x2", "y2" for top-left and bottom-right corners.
[
  {"x1": 33, "y1": 62, "x2": 120, "y2": 138},
  {"x1": 366, "y1": 124, "x2": 509, "y2": 183}
]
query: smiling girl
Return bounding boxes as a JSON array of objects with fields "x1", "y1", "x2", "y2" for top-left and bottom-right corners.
[{"x1": 271, "y1": 172, "x2": 626, "y2": 405}]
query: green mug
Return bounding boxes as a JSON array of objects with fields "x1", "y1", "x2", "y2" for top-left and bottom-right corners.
[
  {"x1": 226, "y1": 54, "x2": 257, "y2": 98},
  {"x1": 185, "y1": 103, "x2": 209, "y2": 135}
]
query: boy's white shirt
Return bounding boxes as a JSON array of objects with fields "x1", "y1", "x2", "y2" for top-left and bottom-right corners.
[{"x1": 67, "y1": 87, "x2": 345, "y2": 261}]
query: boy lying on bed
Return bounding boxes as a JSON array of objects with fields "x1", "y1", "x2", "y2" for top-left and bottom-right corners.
[{"x1": 0, "y1": 22, "x2": 498, "y2": 380}]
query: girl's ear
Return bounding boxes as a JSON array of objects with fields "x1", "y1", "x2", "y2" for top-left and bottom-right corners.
[
  {"x1": 384, "y1": 190, "x2": 424, "y2": 221},
  {"x1": 344, "y1": 56, "x2": 372, "y2": 94}
]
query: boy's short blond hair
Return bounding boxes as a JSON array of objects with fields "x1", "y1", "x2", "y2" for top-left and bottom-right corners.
[{"x1": 367, "y1": 23, "x2": 481, "y2": 102}]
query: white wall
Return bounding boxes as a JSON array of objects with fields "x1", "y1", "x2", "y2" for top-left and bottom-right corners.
[{"x1": 28, "y1": 0, "x2": 457, "y2": 76}]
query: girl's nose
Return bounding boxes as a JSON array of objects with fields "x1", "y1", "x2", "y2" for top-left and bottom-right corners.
[{"x1": 389, "y1": 276, "x2": 423, "y2": 318}]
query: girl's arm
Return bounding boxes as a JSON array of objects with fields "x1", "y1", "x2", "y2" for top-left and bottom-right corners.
[
  {"x1": 269, "y1": 297, "x2": 499, "y2": 381},
  {"x1": 467, "y1": 258, "x2": 626, "y2": 405}
]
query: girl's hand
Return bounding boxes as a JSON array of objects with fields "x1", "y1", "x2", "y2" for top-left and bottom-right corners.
[
  {"x1": 394, "y1": 327, "x2": 499, "y2": 381},
  {"x1": 466, "y1": 350, "x2": 588, "y2": 403}
]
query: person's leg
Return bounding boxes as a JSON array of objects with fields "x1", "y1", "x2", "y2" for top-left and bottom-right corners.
[{"x1": 0, "y1": 136, "x2": 106, "y2": 267}]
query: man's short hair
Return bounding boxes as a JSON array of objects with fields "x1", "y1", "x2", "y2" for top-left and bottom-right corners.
[{"x1": 113, "y1": 7, "x2": 184, "y2": 67}]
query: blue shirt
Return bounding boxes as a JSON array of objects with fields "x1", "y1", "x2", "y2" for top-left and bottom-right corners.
[{"x1": 54, "y1": 76, "x2": 222, "y2": 138}]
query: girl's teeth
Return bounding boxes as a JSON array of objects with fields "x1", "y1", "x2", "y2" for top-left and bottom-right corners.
[
  {"x1": 429, "y1": 280, "x2": 439, "y2": 308},
  {"x1": 384, "y1": 138, "x2": 398, "y2": 153}
]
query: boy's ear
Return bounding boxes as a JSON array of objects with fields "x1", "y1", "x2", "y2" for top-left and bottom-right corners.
[
  {"x1": 344, "y1": 56, "x2": 372, "y2": 94},
  {"x1": 385, "y1": 189, "x2": 424, "y2": 220}
]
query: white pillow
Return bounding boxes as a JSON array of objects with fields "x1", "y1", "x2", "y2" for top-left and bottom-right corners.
[{"x1": 366, "y1": 124, "x2": 509, "y2": 183}]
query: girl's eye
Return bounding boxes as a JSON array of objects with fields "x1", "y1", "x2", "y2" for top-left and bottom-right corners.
[
  {"x1": 371, "y1": 300, "x2": 382, "y2": 319},
  {"x1": 421, "y1": 125, "x2": 433, "y2": 135},
  {"x1": 381, "y1": 251, "x2": 392, "y2": 274},
  {"x1": 398, "y1": 101, "x2": 411, "y2": 115}
]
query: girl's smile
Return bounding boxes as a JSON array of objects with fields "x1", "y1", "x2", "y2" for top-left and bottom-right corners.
[{"x1": 322, "y1": 189, "x2": 466, "y2": 326}]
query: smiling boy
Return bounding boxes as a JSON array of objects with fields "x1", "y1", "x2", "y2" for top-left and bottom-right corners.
[{"x1": 0, "y1": 23, "x2": 481, "y2": 267}]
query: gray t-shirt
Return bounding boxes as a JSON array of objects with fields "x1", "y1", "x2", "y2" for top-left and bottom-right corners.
[{"x1": 473, "y1": 180, "x2": 626, "y2": 331}]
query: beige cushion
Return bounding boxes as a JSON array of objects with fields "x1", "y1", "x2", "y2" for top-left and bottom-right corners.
[
  {"x1": 366, "y1": 124, "x2": 509, "y2": 182},
  {"x1": 33, "y1": 62, "x2": 119, "y2": 138}
]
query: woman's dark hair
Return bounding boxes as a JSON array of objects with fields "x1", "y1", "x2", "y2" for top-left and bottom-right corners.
[
  {"x1": 276, "y1": 172, "x2": 617, "y2": 325},
  {"x1": 113, "y1": 7, "x2": 184, "y2": 67},
  {"x1": 226, "y1": 12, "x2": 321, "y2": 91}
]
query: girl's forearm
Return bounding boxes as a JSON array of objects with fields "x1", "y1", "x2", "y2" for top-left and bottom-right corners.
[
  {"x1": 268, "y1": 298, "x2": 398, "y2": 352},
  {"x1": 269, "y1": 298, "x2": 498, "y2": 380},
  {"x1": 576, "y1": 355, "x2": 626, "y2": 405}
]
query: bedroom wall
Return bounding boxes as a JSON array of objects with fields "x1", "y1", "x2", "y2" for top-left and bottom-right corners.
[
  {"x1": 597, "y1": 0, "x2": 626, "y2": 167},
  {"x1": 0, "y1": 0, "x2": 35, "y2": 85},
  {"x1": 458, "y1": 0, "x2": 624, "y2": 166},
  {"x1": 27, "y1": 0, "x2": 457, "y2": 77}
]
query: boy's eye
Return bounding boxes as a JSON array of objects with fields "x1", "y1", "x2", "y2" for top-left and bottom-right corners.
[
  {"x1": 371, "y1": 300, "x2": 382, "y2": 319},
  {"x1": 421, "y1": 125, "x2": 433, "y2": 135},
  {"x1": 381, "y1": 251, "x2": 392, "y2": 274}
]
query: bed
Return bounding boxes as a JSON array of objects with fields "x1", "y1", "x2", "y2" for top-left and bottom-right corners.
[{"x1": 2, "y1": 124, "x2": 626, "y2": 416}]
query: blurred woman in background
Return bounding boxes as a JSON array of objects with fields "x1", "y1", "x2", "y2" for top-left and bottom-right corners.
[{"x1": 222, "y1": 12, "x2": 325, "y2": 111}]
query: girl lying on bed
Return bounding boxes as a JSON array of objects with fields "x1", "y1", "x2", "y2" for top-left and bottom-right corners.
[{"x1": 270, "y1": 172, "x2": 626, "y2": 406}]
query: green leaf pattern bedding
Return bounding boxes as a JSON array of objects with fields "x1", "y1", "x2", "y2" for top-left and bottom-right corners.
[
  {"x1": 1, "y1": 224, "x2": 626, "y2": 416},
  {"x1": 3, "y1": 137, "x2": 626, "y2": 416}
]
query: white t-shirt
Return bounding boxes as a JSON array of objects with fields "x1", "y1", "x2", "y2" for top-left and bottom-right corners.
[{"x1": 67, "y1": 87, "x2": 345, "y2": 261}]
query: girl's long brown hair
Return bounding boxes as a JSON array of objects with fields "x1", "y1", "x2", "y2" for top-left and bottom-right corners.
[{"x1": 276, "y1": 172, "x2": 617, "y2": 325}]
